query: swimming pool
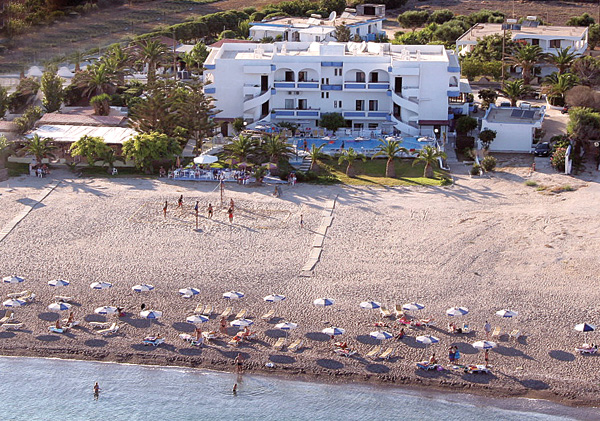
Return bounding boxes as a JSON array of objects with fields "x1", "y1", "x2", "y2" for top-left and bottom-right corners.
[{"x1": 291, "y1": 136, "x2": 433, "y2": 155}]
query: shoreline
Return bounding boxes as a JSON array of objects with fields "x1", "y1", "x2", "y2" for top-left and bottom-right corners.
[{"x1": 1, "y1": 347, "x2": 597, "y2": 410}]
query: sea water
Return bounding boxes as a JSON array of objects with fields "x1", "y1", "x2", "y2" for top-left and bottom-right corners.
[{"x1": 0, "y1": 357, "x2": 595, "y2": 420}]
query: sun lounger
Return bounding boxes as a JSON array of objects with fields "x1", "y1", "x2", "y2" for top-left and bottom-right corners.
[
  {"x1": 274, "y1": 337, "x2": 286, "y2": 350},
  {"x1": 416, "y1": 361, "x2": 440, "y2": 371},
  {"x1": 89, "y1": 322, "x2": 111, "y2": 329},
  {"x1": 48, "y1": 326, "x2": 69, "y2": 334},
  {"x1": 464, "y1": 364, "x2": 490, "y2": 374},
  {"x1": 333, "y1": 348, "x2": 357, "y2": 357},
  {"x1": 235, "y1": 309, "x2": 247, "y2": 319},
  {"x1": 202, "y1": 331, "x2": 217, "y2": 342},
  {"x1": 380, "y1": 306, "x2": 392, "y2": 318},
  {"x1": 0, "y1": 310, "x2": 15, "y2": 324},
  {"x1": 54, "y1": 296, "x2": 73, "y2": 303},
  {"x1": 509, "y1": 330, "x2": 521, "y2": 341},
  {"x1": 194, "y1": 304, "x2": 205, "y2": 314},
  {"x1": 98, "y1": 322, "x2": 119, "y2": 336},
  {"x1": 419, "y1": 318, "x2": 435, "y2": 327},
  {"x1": 576, "y1": 344, "x2": 598, "y2": 354},
  {"x1": 228, "y1": 336, "x2": 242, "y2": 346},
  {"x1": 491, "y1": 327, "x2": 501, "y2": 338},
  {"x1": 143, "y1": 337, "x2": 164, "y2": 346},
  {"x1": 2, "y1": 322, "x2": 23, "y2": 330},
  {"x1": 220, "y1": 307, "x2": 233, "y2": 318},
  {"x1": 379, "y1": 347, "x2": 394, "y2": 360},
  {"x1": 261, "y1": 309, "x2": 275, "y2": 321},
  {"x1": 62, "y1": 319, "x2": 80, "y2": 327},
  {"x1": 242, "y1": 332, "x2": 257, "y2": 341},
  {"x1": 20, "y1": 292, "x2": 36, "y2": 302},
  {"x1": 288, "y1": 339, "x2": 303, "y2": 352},
  {"x1": 202, "y1": 305, "x2": 213, "y2": 316},
  {"x1": 366, "y1": 345, "x2": 381, "y2": 359},
  {"x1": 394, "y1": 305, "x2": 404, "y2": 318},
  {"x1": 7, "y1": 290, "x2": 29, "y2": 299},
  {"x1": 461, "y1": 324, "x2": 471, "y2": 334}
]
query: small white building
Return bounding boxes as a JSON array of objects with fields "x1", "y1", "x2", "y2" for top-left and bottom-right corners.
[
  {"x1": 204, "y1": 41, "x2": 468, "y2": 138},
  {"x1": 481, "y1": 105, "x2": 546, "y2": 152}
]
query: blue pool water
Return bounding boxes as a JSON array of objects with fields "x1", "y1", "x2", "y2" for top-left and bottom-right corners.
[
  {"x1": 0, "y1": 356, "x2": 596, "y2": 420},
  {"x1": 293, "y1": 137, "x2": 431, "y2": 153}
]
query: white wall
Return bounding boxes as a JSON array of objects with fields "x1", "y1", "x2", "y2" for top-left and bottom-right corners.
[{"x1": 482, "y1": 122, "x2": 535, "y2": 152}]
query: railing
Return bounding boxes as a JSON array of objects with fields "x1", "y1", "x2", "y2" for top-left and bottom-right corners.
[
  {"x1": 243, "y1": 89, "x2": 272, "y2": 112},
  {"x1": 390, "y1": 90, "x2": 419, "y2": 113},
  {"x1": 272, "y1": 108, "x2": 321, "y2": 118}
]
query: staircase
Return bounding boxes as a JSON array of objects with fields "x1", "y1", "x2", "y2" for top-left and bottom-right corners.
[{"x1": 298, "y1": 156, "x2": 312, "y2": 172}]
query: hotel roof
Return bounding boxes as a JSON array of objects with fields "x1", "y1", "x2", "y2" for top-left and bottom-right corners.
[{"x1": 457, "y1": 23, "x2": 588, "y2": 43}]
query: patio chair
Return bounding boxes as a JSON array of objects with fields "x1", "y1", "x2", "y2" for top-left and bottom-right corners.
[
  {"x1": 379, "y1": 347, "x2": 394, "y2": 360},
  {"x1": 394, "y1": 305, "x2": 404, "y2": 318},
  {"x1": 220, "y1": 307, "x2": 233, "y2": 318},
  {"x1": 98, "y1": 322, "x2": 119, "y2": 336},
  {"x1": 491, "y1": 327, "x2": 501, "y2": 338},
  {"x1": 194, "y1": 304, "x2": 205, "y2": 314},
  {"x1": 2, "y1": 322, "x2": 23, "y2": 330},
  {"x1": 380, "y1": 306, "x2": 392, "y2": 318},
  {"x1": 288, "y1": 339, "x2": 303, "y2": 352},
  {"x1": 274, "y1": 337, "x2": 286, "y2": 350},
  {"x1": 366, "y1": 345, "x2": 381, "y2": 359},
  {"x1": 235, "y1": 309, "x2": 247, "y2": 320},
  {"x1": 0, "y1": 310, "x2": 14, "y2": 325},
  {"x1": 509, "y1": 330, "x2": 521, "y2": 341},
  {"x1": 202, "y1": 305, "x2": 213, "y2": 316},
  {"x1": 261, "y1": 309, "x2": 275, "y2": 321}
]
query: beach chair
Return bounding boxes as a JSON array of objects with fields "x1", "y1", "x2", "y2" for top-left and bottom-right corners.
[
  {"x1": 220, "y1": 307, "x2": 233, "y2": 318},
  {"x1": 394, "y1": 305, "x2": 404, "y2": 318},
  {"x1": 491, "y1": 327, "x2": 501, "y2": 338},
  {"x1": 419, "y1": 318, "x2": 435, "y2": 327},
  {"x1": 62, "y1": 319, "x2": 80, "y2": 328},
  {"x1": 98, "y1": 322, "x2": 119, "y2": 336},
  {"x1": 2, "y1": 322, "x2": 23, "y2": 330},
  {"x1": 143, "y1": 337, "x2": 164, "y2": 346},
  {"x1": 509, "y1": 330, "x2": 521, "y2": 341},
  {"x1": 202, "y1": 331, "x2": 217, "y2": 342},
  {"x1": 0, "y1": 310, "x2": 14, "y2": 325},
  {"x1": 89, "y1": 322, "x2": 111, "y2": 329},
  {"x1": 379, "y1": 347, "x2": 394, "y2": 360},
  {"x1": 274, "y1": 337, "x2": 286, "y2": 350},
  {"x1": 194, "y1": 304, "x2": 205, "y2": 314},
  {"x1": 288, "y1": 339, "x2": 303, "y2": 352},
  {"x1": 48, "y1": 326, "x2": 69, "y2": 334},
  {"x1": 366, "y1": 345, "x2": 381, "y2": 359},
  {"x1": 235, "y1": 309, "x2": 247, "y2": 319},
  {"x1": 461, "y1": 323, "x2": 471, "y2": 334},
  {"x1": 20, "y1": 292, "x2": 35, "y2": 302},
  {"x1": 7, "y1": 290, "x2": 28, "y2": 299},
  {"x1": 54, "y1": 295, "x2": 73, "y2": 303},
  {"x1": 334, "y1": 348, "x2": 357, "y2": 357},
  {"x1": 380, "y1": 306, "x2": 392, "y2": 318},
  {"x1": 202, "y1": 305, "x2": 213, "y2": 316},
  {"x1": 228, "y1": 336, "x2": 241, "y2": 347},
  {"x1": 261, "y1": 309, "x2": 275, "y2": 321}
]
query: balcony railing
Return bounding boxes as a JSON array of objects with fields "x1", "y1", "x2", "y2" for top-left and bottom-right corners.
[{"x1": 272, "y1": 108, "x2": 321, "y2": 118}]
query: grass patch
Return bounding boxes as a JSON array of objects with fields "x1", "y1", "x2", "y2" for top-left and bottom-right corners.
[
  {"x1": 524, "y1": 180, "x2": 538, "y2": 187},
  {"x1": 6, "y1": 162, "x2": 29, "y2": 177},
  {"x1": 550, "y1": 185, "x2": 576, "y2": 193},
  {"x1": 535, "y1": 185, "x2": 548, "y2": 191},
  {"x1": 313, "y1": 158, "x2": 449, "y2": 187}
]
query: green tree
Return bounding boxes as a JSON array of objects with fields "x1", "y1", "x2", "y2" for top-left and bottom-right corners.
[
  {"x1": 69, "y1": 135, "x2": 111, "y2": 166},
  {"x1": 14, "y1": 105, "x2": 43, "y2": 134},
  {"x1": 338, "y1": 147, "x2": 366, "y2": 177},
  {"x1": 320, "y1": 0, "x2": 346, "y2": 14},
  {"x1": 372, "y1": 138, "x2": 408, "y2": 178},
  {"x1": 478, "y1": 88, "x2": 498, "y2": 110},
  {"x1": 102, "y1": 44, "x2": 132, "y2": 85},
  {"x1": 90, "y1": 93, "x2": 111, "y2": 116},
  {"x1": 20, "y1": 133, "x2": 57, "y2": 164},
  {"x1": 224, "y1": 134, "x2": 258, "y2": 163},
  {"x1": 412, "y1": 145, "x2": 446, "y2": 178},
  {"x1": 135, "y1": 40, "x2": 170, "y2": 86},
  {"x1": 547, "y1": 47, "x2": 579, "y2": 75},
  {"x1": 567, "y1": 107, "x2": 600, "y2": 144},
  {"x1": 8, "y1": 78, "x2": 40, "y2": 113},
  {"x1": 237, "y1": 20, "x2": 251, "y2": 39},
  {"x1": 261, "y1": 133, "x2": 293, "y2": 164},
  {"x1": 589, "y1": 24, "x2": 600, "y2": 50},
  {"x1": 456, "y1": 115, "x2": 477, "y2": 135},
  {"x1": 128, "y1": 86, "x2": 180, "y2": 136},
  {"x1": 307, "y1": 143, "x2": 326, "y2": 172},
  {"x1": 41, "y1": 68, "x2": 64, "y2": 113},
  {"x1": 232, "y1": 118, "x2": 245, "y2": 133},
  {"x1": 191, "y1": 43, "x2": 209, "y2": 66},
  {"x1": 172, "y1": 81, "x2": 218, "y2": 153},
  {"x1": 0, "y1": 86, "x2": 8, "y2": 118},
  {"x1": 508, "y1": 44, "x2": 547, "y2": 85},
  {"x1": 122, "y1": 132, "x2": 182, "y2": 173},
  {"x1": 542, "y1": 72, "x2": 579, "y2": 106},
  {"x1": 397, "y1": 11, "x2": 430, "y2": 32},
  {"x1": 572, "y1": 56, "x2": 600, "y2": 87},
  {"x1": 99, "y1": 148, "x2": 124, "y2": 174},
  {"x1": 566, "y1": 12, "x2": 595, "y2": 27},
  {"x1": 76, "y1": 63, "x2": 119, "y2": 98},
  {"x1": 334, "y1": 24, "x2": 351, "y2": 42},
  {"x1": 478, "y1": 129, "x2": 497, "y2": 150},
  {"x1": 498, "y1": 79, "x2": 531, "y2": 106},
  {"x1": 70, "y1": 51, "x2": 86, "y2": 73},
  {"x1": 428, "y1": 9, "x2": 454, "y2": 24},
  {"x1": 467, "y1": 33, "x2": 515, "y2": 62},
  {"x1": 318, "y1": 112, "x2": 346, "y2": 132},
  {"x1": 252, "y1": 165, "x2": 267, "y2": 185}
]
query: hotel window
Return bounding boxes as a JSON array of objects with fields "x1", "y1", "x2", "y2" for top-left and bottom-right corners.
[
  {"x1": 298, "y1": 71, "x2": 307, "y2": 82},
  {"x1": 321, "y1": 92, "x2": 329, "y2": 99},
  {"x1": 530, "y1": 38, "x2": 539, "y2": 46},
  {"x1": 339, "y1": 100, "x2": 342, "y2": 108},
  {"x1": 285, "y1": 71, "x2": 294, "y2": 82},
  {"x1": 285, "y1": 99, "x2": 295, "y2": 109},
  {"x1": 356, "y1": 100, "x2": 364, "y2": 111},
  {"x1": 298, "y1": 99, "x2": 308, "y2": 110},
  {"x1": 368, "y1": 100, "x2": 378, "y2": 111},
  {"x1": 355, "y1": 72, "x2": 365, "y2": 83},
  {"x1": 369, "y1": 72, "x2": 379, "y2": 83},
  {"x1": 315, "y1": 36, "x2": 321, "y2": 42},
  {"x1": 368, "y1": 123, "x2": 378, "y2": 130},
  {"x1": 549, "y1": 39, "x2": 561, "y2": 48}
]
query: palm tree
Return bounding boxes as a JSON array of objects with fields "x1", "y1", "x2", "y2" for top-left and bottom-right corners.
[
  {"x1": 412, "y1": 145, "x2": 446, "y2": 178},
  {"x1": 261, "y1": 134, "x2": 293, "y2": 164},
  {"x1": 542, "y1": 72, "x2": 579, "y2": 106},
  {"x1": 508, "y1": 44, "x2": 547, "y2": 84},
  {"x1": 498, "y1": 79, "x2": 532, "y2": 107},
  {"x1": 224, "y1": 134, "x2": 258, "y2": 163},
  {"x1": 307, "y1": 143, "x2": 325, "y2": 172},
  {"x1": 135, "y1": 40, "x2": 170, "y2": 86},
  {"x1": 547, "y1": 47, "x2": 578, "y2": 75},
  {"x1": 372, "y1": 138, "x2": 408, "y2": 178},
  {"x1": 180, "y1": 52, "x2": 197, "y2": 77},
  {"x1": 70, "y1": 51, "x2": 86, "y2": 73},
  {"x1": 20, "y1": 134, "x2": 57, "y2": 164},
  {"x1": 102, "y1": 44, "x2": 132, "y2": 85},
  {"x1": 76, "y1": 63, "x2": 119, "y2": 98},
  {"x1": 100, "y1": 148, "x2": 124, "y2": 174},
  {"x1": 338, "y1": 147, "x2": 366, "y2": 177}
]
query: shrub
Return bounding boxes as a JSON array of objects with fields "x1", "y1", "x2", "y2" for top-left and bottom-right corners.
[
  {"x1": 440, "y1": 176, "x2": 453, "y2": 186},
  {"x1": 470, "y1": 163, "x2": 482, "y2": 176},
  {"x1": 524, "y1": 180, "x2": 537, "y2": 187},
  {"x1": 8, "y1": 78, "x2": 40, "y2": 113},
  {"x1": 14, "y1": 106, "x2": 43, "y2": 134},
  {"x1": 550, "y1": 147, "x2": 567, "y2": 172},
  {"x1": 481, "y1": 155, "x2": 497, "y2": 171},
  {"x1": 250, "y1": 11, "x2": 266, "y2": 21},
  {"x1": 456, "y1": 115, "x2": 477, "y2": 134}
]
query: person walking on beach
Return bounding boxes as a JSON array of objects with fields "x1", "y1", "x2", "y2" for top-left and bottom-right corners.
[
  {"x1": 484, "y1": 321, "x2": 491, "y2": 338},
  {"x1": 234, "y1": 353, "x2": 244, "y2": 373},
  {"x1": 178, "y1": 195, "x2": 183, "y2": 208},
  {"x1": 228, "y1": 207, "x2": 234, "y2": 224},
  {"x1": 194, "y1": 201, "x2": 199, "y2": 214},
  {"x1": 300, "y1": 214, "x2": 304, "y2": 228},
  {"x1": 163, "y1": 201, "x2": 168, "y2": 218},
  {"x1": 208, "y1": 203, "x2": 213, "y2": 219}
]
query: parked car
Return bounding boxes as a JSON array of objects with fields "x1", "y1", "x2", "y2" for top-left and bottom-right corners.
[{"x1": 533, "y1": 142, "x2": 551, "y2": 157}]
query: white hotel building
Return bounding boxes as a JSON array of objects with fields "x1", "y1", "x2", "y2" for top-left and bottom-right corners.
[{"x1": 203, "y1": 41, "x2": 468, "y2": 137}]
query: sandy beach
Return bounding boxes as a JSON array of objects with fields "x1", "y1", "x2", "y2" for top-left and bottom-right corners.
[{"x1": 1, "y1": 164, "x2": 600, "y2": 407}]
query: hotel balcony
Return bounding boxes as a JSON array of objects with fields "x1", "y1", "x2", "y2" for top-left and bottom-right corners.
[{"x1": 272, "y1": 108, "x2": 321, "y2": 119}]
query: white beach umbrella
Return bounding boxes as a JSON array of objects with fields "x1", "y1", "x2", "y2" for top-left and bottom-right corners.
[
  {"x1": 402, "y1": 303, "x2": 425, "y2": 312},
  {"x1": 322, "y1": 327, "x2": 345, "y2": 337},
  {"x1": 231, "y1": 318, "x2": 254, "y2": 327},
  {"x1": 140, "y1": 310, "x2": 163, "y2": 319},
  {"x1": 575, "y1": 323, "x2": 596, "y2": 333},
  {"x1": 223, "y1": 291, "x2": 244, "y2": 300},
  {"x1": 416, "y1": 335, "x2": 440, "y2": 345},
  {"x1": 48, "y1": 279, "x2": 70, "y2": 287},
  {"x1": 446, "y1": 307, "x2": 469, "y2": 317},
  {"x1": 193, "y1": 155, "x2": 219, "y2": 165},
  {"x1": 360, "y1": 301, "x2": 381, "y2": 310},
  {"x1": 3, "y1": 276, "x2": 25, "y2": 284},
  {"x1": 186, "y1": 315, "x2": 209, "y2": 324},
  {"x1": 179, "y1": 287, "x2": 200, "y2": 297},
  {"x1": 313, "y1": 298, "x2": 335, "y2": 307},
  {"x1": 48, "y1": 302, "x2": 71, "y2": 312},
  {"x1": 90, "y1": 282, "x2": 112, "y2": 290},
  {"x1": 3, "y1": 299, "x2": 25, "y2": 308},
  {"x1": 95, "y1": 306, "x2": 118, "y2": 315},
  {"x1": 370, "y1": 330, "x2": 393, "y2": 342},
  {"x1": 473, "y1": 340, "x2": 497, "y2": 350},
  {"x1": 264, "y1": 294, "x2": 286, "y2": 303},
  {"x1": 276, "y1": 322, "x2": 297, "y2": 338},
  {"x1": 132, "y1": 284, "x2": 154, "y2": 292},
  {"x1": 495, "y1": 309, "x2": 518, "y2": 318}
]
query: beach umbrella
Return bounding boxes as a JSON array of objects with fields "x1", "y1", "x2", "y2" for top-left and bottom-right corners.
[
  {"x1": 322, "y1": 327, "x2": 345, "y2": 337},
  {"x1": 370, "y1": 330, "x2": 393, "y2": 342},
  {"x1": 90, "y1": 282, "x2": 112, "y2": 290},
  {"x1": 575, "y1": 323, "x2": 596, "y2": 333},
  {"x1": 193, "y1": 155, "x2": 218, "y2": 165},
  {"x1": 276, "y1": 322, "x2": 298, "y2": 338},
  {"x1": 57, "y1": 66, "x2": 74, "y2": 78},
  {"x1": 179, "y1": 287, "x2": 200, "y2": 297},
  {"x1": 261, "y1": 162, "x2": 278, "y2": 170},
  {"x1": 237, "y1": 162, "x2": 254, "y2": 168},
  {"x1": 140, "y1": 310, "x2": 163, "y2": 319},
  {"x1": 495, "y1": 309, "x2": 518, "y2": 318},
  {"x1": 223, "y1": 291, "x2": 244, "y2": 300},
  {"x1": 360, "y1": 301, "x2": 381, "y2": 310},
  {"x1": 402, "y1": 303, "x2": 425, "y2": 312},
  {"x1": 95, "y1": 306, "x2": 118, "y2": 315},
  {"x1": 416, "y1": 335, "x2": 440, "y2": 346},
  {"x1": 3, "y1": 299, "x2": 25, "y2": 308},
  {"x1": 313, "y1": 298, "x2": 334, "y2": 307},
  {"x1": 3, "y1": 276, "x2": 25, "y2": 284},
  {"x1": 446, "y1": 307, "x2": 469, "y2": 317},
  {"x1": 48, "y1": 279, "x2": 70, "y2": 287},
  {"x1": 186, "y1": 315, "x2": 209, "y2": 324},
  {"x1": 231, "y1": 318, "x2": 254, "y2": 327},
  {"x1": 473, "y1": 340, "x2": 497, "y2": 350},
  {"x1": 132, "y1": 284, "x2": 154, "y2": 292},
  {"x1": 48, "y1": 302, "x2": 71, "y2": 312},
  {"x1": 26, "y1": 66, "x2": 43, "y2": 77},
  {"x1": 264, "y1": 294, "x2": 286, "y2": 303}
]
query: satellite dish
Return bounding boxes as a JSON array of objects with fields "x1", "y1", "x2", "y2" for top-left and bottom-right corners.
[{"x1": 328, "y1": 11, "x2": 337, "y2": 21}]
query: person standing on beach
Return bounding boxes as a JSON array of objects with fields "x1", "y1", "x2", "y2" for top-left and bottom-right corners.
[
  {"x1": 163, "y1": 201, "x2": 168, "y2": 218},
  {"x1": 220, "y1": 316, "x2": 227, "y2": 334},
  {"x1": 93, "y1": 382, "x2": 100, "y2": 399},
  {"x1": 178, "y1": 195, "x2": 183, "y2": 208},
  {"x1": 300, "y1": 214, "x2": 304, "y2": 228},
  {"x1": 228, "y1": 207, "x2": 234, "y2": 224},
  {"x1": 208, "y1": 203, "x2": 213, "y2": 219},
  {"x1": 234, "y1": 353, "x2": 244, "y2": 373},
  {"x1": 484, "y1": 321, "x2": 491, "y2": 338},
  {"x1": 194, "y1": 201, "x2": 199, "y2": 214},
  {"x1": 484, "y1": 349, "x2": 489, "y2": 367},
  {"x1": 230, "y1": 198, "x2": 235, "y2": 211},
  {"x1": 448, "y1": 346, "x2": 455, "y2": 364}
]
